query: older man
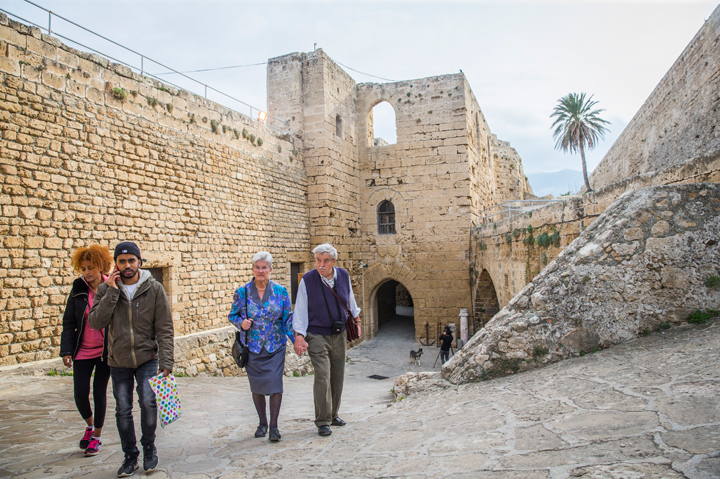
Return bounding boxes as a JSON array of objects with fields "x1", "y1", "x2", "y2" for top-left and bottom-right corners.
[{"x1": 293, "y1": 244, "x2": 361, "y2": 436}]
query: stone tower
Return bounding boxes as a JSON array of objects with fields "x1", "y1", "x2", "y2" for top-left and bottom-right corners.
[{"x1": 267, "y1": 49, "x2": 531, "y2": 341}]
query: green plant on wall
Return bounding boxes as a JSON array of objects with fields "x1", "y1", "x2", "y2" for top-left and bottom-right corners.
[
  {"x1": 210, "y1": 120, "x2": 220, "y2": 133},
  {"x1": 147, "y1": 97, "x2": 159, "y2": 107},
  {"x1": 504, "y1": 232, "x2": 512, "y2": 245},
  {"x1": 111, "y1": 87, "x2": 127, "y2": 101},
  {"x1": 523, "y1": 225, "x2": 535, "y2": 247},
  {"x1": 249, "y1": 133, "x2": 256, "y2": 145},
  {"x1": 687, "y1": 309, "x2": 719, "y2": 324},
  {"x1": 705, "y1": 275, "x2": 720, "y2": 288},
  {"x1": 166, "y1": 103, "x2": 173, "y2": 113},
  {"x1": 242, "y1": 128, "x2": 248, "y2": 139},
  {"x1": 257, "y1": 138, "x2": 264, "y2": 146}
]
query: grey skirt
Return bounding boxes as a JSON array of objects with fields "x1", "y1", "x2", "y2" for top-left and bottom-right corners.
[{"x1": 246, "y1": 346, "x2": 285, "y2": 395}]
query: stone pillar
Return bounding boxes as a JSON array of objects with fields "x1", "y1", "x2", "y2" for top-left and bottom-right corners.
[{"x1": 459, "y1": 308, "x2": 469, "y2": 343}]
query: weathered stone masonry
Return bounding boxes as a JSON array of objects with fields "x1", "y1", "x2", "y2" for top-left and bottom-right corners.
[
  {"x1": 0, "y1": 15, "x2": 310, "y2": 369},
  {"x1": 1, "y1": 15, "x2": 533, "y2": 371}
]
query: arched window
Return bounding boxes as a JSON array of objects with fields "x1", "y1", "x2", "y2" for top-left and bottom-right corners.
[
  {"x1": 378, "y1": 201, "x2": 395, "y2": 235},
  {"x1": 367, "y1": 101, "x2": 397, "y2": 146}
]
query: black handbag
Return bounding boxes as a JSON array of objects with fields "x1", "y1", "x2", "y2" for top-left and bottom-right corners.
[{"x1": 231, "y1": 285, "x2": 250, "y2": 368}]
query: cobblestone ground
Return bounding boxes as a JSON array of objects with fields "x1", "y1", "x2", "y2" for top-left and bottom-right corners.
[{"x1": 0, "y1": 318, "x2": 718, "y2": 478}]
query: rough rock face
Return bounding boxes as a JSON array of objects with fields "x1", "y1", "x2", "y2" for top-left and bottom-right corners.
[
  {"x1": 444, "y1": 184, "x2": 720, "y2": 384},
  {"x1": 392, "y1": 372, "x2": 451, "y2": 400}
]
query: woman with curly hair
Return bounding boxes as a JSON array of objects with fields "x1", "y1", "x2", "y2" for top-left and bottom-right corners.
[{"x1": 60, "y1": 244, "x2": 113, "y2": 456}]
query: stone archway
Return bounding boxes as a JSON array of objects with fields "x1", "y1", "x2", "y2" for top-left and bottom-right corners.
[
  {"x1": 474, "y1": 269, "x2": 500, "y2": 331},
  {"x1": 370, "y1": 279, "x2": 415, "y2": 339}
]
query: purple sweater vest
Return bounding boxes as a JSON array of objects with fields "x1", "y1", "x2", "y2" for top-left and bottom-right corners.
[{"x1": 304, "y1": 268, "x2": 351, "y2": 336}]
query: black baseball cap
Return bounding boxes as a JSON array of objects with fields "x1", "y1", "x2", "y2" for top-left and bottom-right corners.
[{"x1": 114, "y1": 241, "x2": 142, "y2": 260}]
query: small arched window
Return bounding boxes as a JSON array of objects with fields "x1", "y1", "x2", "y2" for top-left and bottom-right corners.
[{"x1": 378, "y1": 201, "x2": 395, "y2": 235}]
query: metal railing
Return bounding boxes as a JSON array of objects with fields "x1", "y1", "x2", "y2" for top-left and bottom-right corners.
[
  {"x1": 1, "y1": 1, "x2": 289, "y2": 130},
  {"x1": 472, "y1": 199, "x2": 569, "y2": 226}
]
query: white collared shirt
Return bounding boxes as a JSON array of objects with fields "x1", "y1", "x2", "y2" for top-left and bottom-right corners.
[{"x1": 293, "y1": 267, "x2": 361, "y2": 336}]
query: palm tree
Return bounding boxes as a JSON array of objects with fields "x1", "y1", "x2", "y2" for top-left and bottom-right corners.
[{"x1": 550, "y1": 93, "x2": 610, "y2": 192}]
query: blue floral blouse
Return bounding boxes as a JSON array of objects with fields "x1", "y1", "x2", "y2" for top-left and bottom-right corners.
[{"x1": 228, "y1": 280, "x2": 294, "y2": 354}]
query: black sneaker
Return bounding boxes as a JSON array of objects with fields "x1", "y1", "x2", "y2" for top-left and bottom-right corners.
[
  {"x1": 143, "y1": 445, "x2": 158, "y2": 472},
  {"x1": 117, "y1": 456, "x2": 138, "y2": 477}
]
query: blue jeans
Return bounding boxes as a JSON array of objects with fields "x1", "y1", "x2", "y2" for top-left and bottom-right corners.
[
  {"x1": 440, "y1": 350, "x2": 450, "y2": 365},
  {"x1": 110, "y1": 359, "x2": 158, "y2": 459}
]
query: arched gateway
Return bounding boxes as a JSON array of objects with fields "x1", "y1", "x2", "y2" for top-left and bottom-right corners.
[
  {"x1": 474, "y1": 269, "x2": 500, "y2": 331},
  {"x1": 366, "y1": 278, "x2": 416, "y2": 339}
]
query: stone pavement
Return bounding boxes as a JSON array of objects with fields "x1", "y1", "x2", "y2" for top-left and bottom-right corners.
[{"x1": 0, "y1": 319, "x2": 718, "y2": 478}]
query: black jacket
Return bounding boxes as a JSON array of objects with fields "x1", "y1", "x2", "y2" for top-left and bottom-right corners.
[
  {"x1": 440, "y1": 332, "x2": 453, "y2": 352},
  {"x1": 60, "y1": 277, "x2": 108, "y2": 360}
]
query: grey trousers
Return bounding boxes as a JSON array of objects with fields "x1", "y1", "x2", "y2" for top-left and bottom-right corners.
[{"x1": 305, "y1": 332, "x2": 346, "y2": 427}]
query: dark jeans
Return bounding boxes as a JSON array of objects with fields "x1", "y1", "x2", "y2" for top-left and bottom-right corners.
[
  {"x1": 73, "y1": 356, "x2": 111, "y2": 428},
  {"x1": 440, "y1": 350, "x2": 450, "y2": 365},
  {"x1": 110, "y1": 359, "x2": 158, "y2": 459}
]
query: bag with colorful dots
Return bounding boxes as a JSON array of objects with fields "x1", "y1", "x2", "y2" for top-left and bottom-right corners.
[{"x1": 148, "y1": 374, "x2": 182, "y2": 428}]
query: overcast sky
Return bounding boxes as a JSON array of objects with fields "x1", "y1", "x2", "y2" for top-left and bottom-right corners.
[{"x1": 4, "y1": 1, "x2": 717, "y2": 175}]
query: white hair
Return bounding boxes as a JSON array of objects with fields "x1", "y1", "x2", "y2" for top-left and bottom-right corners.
[
  {"x1": 312, "y1": 243, "x2": 338, "y2": 260},
  {"x1": 251, "y1": 251, "x2": 273, "y2": 268}
]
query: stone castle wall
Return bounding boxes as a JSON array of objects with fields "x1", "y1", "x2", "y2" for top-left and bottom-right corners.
[
  {"x1": 0, "y1": 15, "x2": 311, "y2": 367},
  {"x1": 589, "y1": 5, "x2": 720, "y2": 191},
  {"x1": 448, "y1": 183, "x2": 720, "y2": 384}
]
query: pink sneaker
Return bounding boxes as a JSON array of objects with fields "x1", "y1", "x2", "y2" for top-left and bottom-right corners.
[
  {"x1": 79, "y1": 427, "x2": 94, "y2": 449},
  {"x1": 85, "y1": 438, "x2": 101, "y2": 456}
]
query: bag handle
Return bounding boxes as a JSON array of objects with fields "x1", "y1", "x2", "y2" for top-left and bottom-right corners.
[{"x1": 236, "y1": 284, "x2": 250, "y2": 345}]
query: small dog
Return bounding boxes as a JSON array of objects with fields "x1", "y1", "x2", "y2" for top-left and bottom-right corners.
[{"x1": 410, "y1": 348, "x2": 423, "y2": 366}]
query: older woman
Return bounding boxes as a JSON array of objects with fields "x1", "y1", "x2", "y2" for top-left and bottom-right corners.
[
  {"x1": 228, "y1": 251, "x2": 294, "y2": 442},
  {"x1": 60, "y1": 244, "x2": 113, "y2": 456}
]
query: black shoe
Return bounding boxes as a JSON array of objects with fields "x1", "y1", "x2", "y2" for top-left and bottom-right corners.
[
  {"x1": 254, "y1": 425, "x2": 268, "y2": 438},
  {"x1": 318, "y1": 425, "x2": 332, "y2": 436},
  {"x1": 143, "y1": 445, "x2": 158, "y2": 472},
  {"x1": 269, "y1": 428, "x2": 281, "y2": 442},
  {"x1": 117, "y1": 456, "x2": 138, "y2": 477},
  {"x1": 331, "y1": 417, "x2": 346, "y2": 427}
]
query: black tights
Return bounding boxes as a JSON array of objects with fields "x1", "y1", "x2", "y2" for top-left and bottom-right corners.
[
  {"x1": 73, "y1": 356, "x2": 110, "y2": 428},
  {"x1": 252, "y1": 393, "x2": 282, "y2": 429}
]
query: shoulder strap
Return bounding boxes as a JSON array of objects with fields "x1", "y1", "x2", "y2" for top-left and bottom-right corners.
[{"x1": 322, "y1": 279, "x2": 351, "y2": 318}]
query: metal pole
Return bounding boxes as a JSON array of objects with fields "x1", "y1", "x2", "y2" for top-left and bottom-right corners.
[
  {"x1": 361, "y1": 263, "x2": 366, "y2": 338},
  {"x1": 204, "y1": 85, "x2": 207, "y2": 99},
  {"x1": 140, "y1": 56, "x2": 144, "y2": 77},
  {"x1": 48, "y1": 11, "x2": 52, "y2": 35}
]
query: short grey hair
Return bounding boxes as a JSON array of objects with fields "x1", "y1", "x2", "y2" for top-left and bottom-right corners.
[
  {"x1": 251, "y1": 251, "x2": 273, "y2": 268},
  {"x1": 312, "y1": 243, "x2": 338, "y2": 260}
]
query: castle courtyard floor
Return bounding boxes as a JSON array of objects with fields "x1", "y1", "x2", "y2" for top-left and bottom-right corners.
[{"x1": 0, "y1": 318, "x2": 718, "y2": 479}]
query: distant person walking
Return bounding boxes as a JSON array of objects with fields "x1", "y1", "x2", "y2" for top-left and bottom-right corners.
[
  {"x1": 228, "y1": 251, "x2": 294, "y2": 442},
  {"x1": 89, "y1": 242, "x2": 174, "y2": 477},
  {"x1": 293, "y1": 244, "x2": 362, "y2": 436},
  {"x1": 60, "y1": 244, "x2": 113, "y2": 456},
  {"x1": 439, "y1": 326, "x2": 454, "y2": 365}
]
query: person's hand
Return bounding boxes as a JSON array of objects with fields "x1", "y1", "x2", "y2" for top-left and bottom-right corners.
[
  {"x1": 161, "y1": 369, "x2": 171, "y2": 378},
  {"x1": 294, "y1": 335, "x2": 307, "y2": 356},
  {"x1": 107, "y1": 265, "x2": 119, "y2": 289},
  {"x1": 241, "y1": 319, "x2": 253, "y2": 330},
  {"x1": 63, "y1": 355, "x2": 72, "y2": 368},
  {"x1": 356, "y1": 320, "x2": 362, "y2": 338}
]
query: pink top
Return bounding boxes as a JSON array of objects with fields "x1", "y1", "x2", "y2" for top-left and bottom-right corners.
[{"x1": 75, "y1": 275, "x2": 107, "y2": 360}]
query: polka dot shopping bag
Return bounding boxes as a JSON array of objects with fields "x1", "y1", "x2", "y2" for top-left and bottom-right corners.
[{"x1": 148, "y1": 373, "x2": 182, "y2": 428}]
